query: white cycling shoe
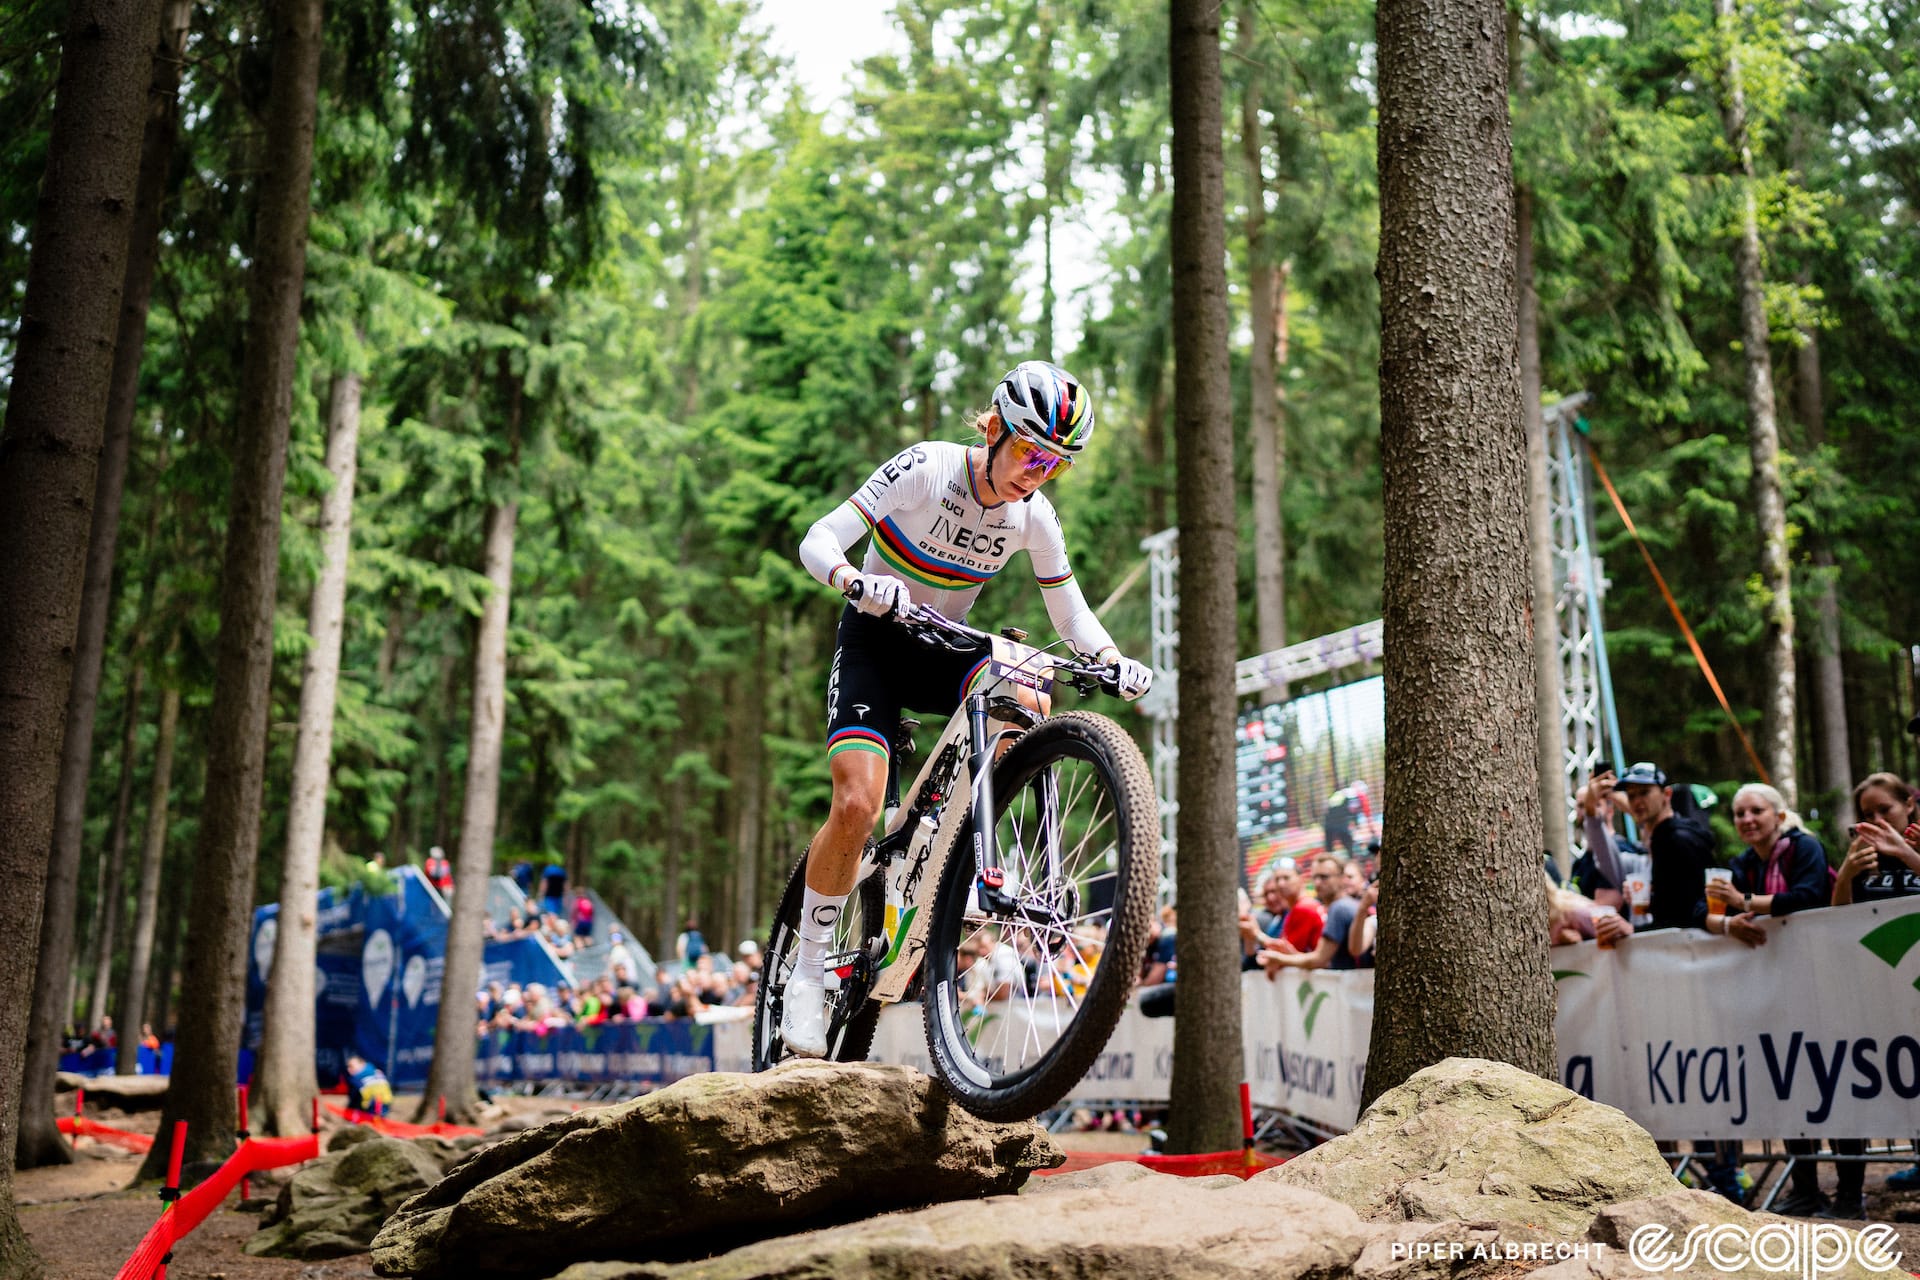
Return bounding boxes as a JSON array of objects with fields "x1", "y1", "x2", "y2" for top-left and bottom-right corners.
[{"x1": 780, "y1": 972, "x2": 829, "y2": 1059}]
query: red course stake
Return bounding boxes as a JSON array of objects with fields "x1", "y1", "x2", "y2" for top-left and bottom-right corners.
[
  {"x1": 164, "y1": 1121, "x2": 187, "y2": 1192},
  {"x1": 1239, "y1": 1082, "x2": 1254, "y2": 1149}
]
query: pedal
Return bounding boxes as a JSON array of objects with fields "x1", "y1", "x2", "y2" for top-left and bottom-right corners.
[{"x1": 893, "y1": 718, "x2": 921, "y2": 760}]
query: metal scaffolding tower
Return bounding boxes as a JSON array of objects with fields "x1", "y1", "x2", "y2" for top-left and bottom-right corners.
[
  {"x1": 1139, "y1": 392, "x2": 1621, "y2": 887},
  {"x1": 1545, "y1": 394, "x2": 1627, "y2": 846}
]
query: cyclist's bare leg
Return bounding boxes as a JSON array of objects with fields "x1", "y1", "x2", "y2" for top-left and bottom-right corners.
[{"x1": 804, "y1": 750, "x2": 887, "y2": 897}]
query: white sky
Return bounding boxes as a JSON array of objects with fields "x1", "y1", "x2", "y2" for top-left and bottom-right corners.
[
  {"x1": 753, "y1": 0, "x2": 1116, "y2": 354},
  {"x1": 757, "y1": 0, "x2": 903, "y2": 113}
]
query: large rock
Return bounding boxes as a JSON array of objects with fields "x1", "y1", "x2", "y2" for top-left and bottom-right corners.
[
  {"x1": 1266, "y1": 1058, "x2": 1675, "y2": 1238},
  {"x1": 544, "y1": 1164, "x2": 1371, "y2": 1280},
  {"x1": 370, "y1": 1061, "x2": 1062, "y2": 1279},
  {"x1": 247, "y1": 1137, "x2": 446, "y2": 1259}
]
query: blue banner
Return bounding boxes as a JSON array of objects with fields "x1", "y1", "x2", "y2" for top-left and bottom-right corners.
[
  {"x1": 245, "y1": 867, "x2": 573, "y2": 1090},
  {"x1": 474, "y1": 1020, "x2": 717, "y2": 1091}
]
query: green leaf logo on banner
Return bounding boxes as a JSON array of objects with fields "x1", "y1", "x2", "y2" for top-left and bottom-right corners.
[
  {"x1": 1296, "y1": 981, "x2": 1329, "y2": 1039},
  {"x1": 1860, "y1": 913, "x2": 1920, "y2": 993},
  {"x1": 1552, "y1": 970, "x2": 1590, "y2": 982}
]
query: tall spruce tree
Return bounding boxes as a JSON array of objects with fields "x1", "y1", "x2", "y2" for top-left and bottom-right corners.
[{"x1": 1364, "y1": 0, "x2": 1554, "y2": 1106}]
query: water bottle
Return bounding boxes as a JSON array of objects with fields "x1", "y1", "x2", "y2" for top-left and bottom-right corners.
[{"x1": 887, "y1": 813, "x2": 939, "y2": 951}]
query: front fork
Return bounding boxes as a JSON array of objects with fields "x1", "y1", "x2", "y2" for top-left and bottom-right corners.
[{"x1": 966, "y1": 694, "x2": 1059, "y2": 919}]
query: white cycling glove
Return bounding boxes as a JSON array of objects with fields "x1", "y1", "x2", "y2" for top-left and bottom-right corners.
[
  {"x1": 1098, "y1": 648, "x2": 1153, "y2": 701},
  {"x1": 847, "y1": 571, "x2": 911, "y2": 618}
]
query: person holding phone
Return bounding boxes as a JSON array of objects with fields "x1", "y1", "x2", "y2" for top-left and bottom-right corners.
[
  {"x1": 1569, "y1": 763, "x2": 1651, "y2": 926},
  {"x1": 1832, "y1": 772, "x2": 1920, "y2": 1206},
  {"x1": 1833, "y1": 772, "x2": 1920, "y2": 907}
]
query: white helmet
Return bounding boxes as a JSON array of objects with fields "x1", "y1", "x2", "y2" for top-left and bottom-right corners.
[{"x1": 992, "y1": 360, "x2": 1095, "y2": 458}]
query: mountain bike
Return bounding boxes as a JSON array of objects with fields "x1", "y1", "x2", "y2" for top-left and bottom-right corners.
[{"x1": 752, "y1": 595, "x2": 1159, "y2": 1121}]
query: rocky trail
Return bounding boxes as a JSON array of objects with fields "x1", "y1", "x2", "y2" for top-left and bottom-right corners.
[{"x1": 19, "y1": 1060, "x2": 1920, "y2": 1280}]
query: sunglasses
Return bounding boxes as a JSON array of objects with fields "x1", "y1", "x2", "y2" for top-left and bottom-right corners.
[{"x1": 1008, "y1": 436, "x2": 1070, "y2": 479}]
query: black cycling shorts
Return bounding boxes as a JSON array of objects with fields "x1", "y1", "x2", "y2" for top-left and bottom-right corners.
[{"x1": 825, "y1": 605, "x2": 985, "y2": 763}]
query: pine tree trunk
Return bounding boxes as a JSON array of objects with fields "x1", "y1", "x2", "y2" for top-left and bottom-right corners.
[
  {"x1": 1142, "y1": 374, "x2": 1169, "y2": 533},
  {"x1": 22, "y1": 637, "x2": 143, "y2": 1168},
  {"x1": 1714, "y1": 0, "x2": 1796, "y2": 804},
  {"x1": 419, "y1": 384, "x2": 520, "y2": 1124},
  {"x1": 137, "y1": 0, "x2": 323, "y2": 1180},
  {"x1": 1166, "y1": 0, "x2": 1245, "y2": 1156},
  {"x1": 257, "y1": 367, "x2": 361, "y2": 1136},
  {"x1": 1365, "y1": 0, "x2": 1555, "y2": 1109},
  {"x1": 117, "y1": 679, "x2": 179, "y2": 1073},
  {"x1": 86, "y1": 663, "x2": 143, "y2": 1018},
  {"x1": 74, "y1": 0, "x2": 194, "y2": 1039},
  {"x1": 1240, "y1": 6, "x2": 1288, "y2": 703},
  {"x1": 0, "y1": 0, "x2": 164, "y2": 1259},
  {"x1": 1516, "y1": 183, "x2": 1570, "y2": 873},
  {"x1": 149, "y1": 857, "x2": 183, "y2": 1036},
  {"x1": 1793, "y1": 321, "x2": 1851, "y2": 824}
]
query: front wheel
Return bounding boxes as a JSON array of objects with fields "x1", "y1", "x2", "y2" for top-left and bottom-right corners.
[
  {"x1": 921, "y1": 711, "x2": 1158, "y2": 1120},
  {"x1": 753, "y1": 849, "x2": 887, "y2": 1070}
]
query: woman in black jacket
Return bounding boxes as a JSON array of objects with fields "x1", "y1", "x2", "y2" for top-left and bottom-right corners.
[{"x1": 1702, "y1": 782, "x2": 1833, "y2": 947}]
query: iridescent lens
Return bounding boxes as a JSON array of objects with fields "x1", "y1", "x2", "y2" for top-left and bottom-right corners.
[{"x1": 1018, "y1": 442, "x2": 1066, "y2": 478}]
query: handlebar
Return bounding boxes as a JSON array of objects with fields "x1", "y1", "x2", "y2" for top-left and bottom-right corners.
[{"x1": 843, "y1": 580, "x2": 1124, "y2": 699}]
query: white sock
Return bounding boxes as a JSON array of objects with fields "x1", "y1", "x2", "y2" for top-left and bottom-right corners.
[{"x1": 796, "y1": 886, "x2": 846, "y2": 980}]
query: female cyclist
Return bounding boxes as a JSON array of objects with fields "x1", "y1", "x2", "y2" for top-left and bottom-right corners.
[{"x1": 781, "y1": 360, "x2": 1152, "y2": 1056}]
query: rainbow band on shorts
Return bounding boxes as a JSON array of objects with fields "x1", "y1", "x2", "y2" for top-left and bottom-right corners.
[{"x1": 827, "y1": 726, "x2": 890, "y2": 760}]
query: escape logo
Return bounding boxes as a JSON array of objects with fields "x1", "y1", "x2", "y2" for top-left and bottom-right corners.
[{"x1": 1627, "y1": 1222, "x2": 1903, "y2": 1280}]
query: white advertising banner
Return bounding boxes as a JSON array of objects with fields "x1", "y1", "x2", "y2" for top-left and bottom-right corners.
[{"x1": 862, "y1": 898, "x2": 1920, "y2": 1141}]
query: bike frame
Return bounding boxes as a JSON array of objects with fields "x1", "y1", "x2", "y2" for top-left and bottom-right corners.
[{"x1": 864, "y1": 632, "x2": 1055, "y2": 1005}]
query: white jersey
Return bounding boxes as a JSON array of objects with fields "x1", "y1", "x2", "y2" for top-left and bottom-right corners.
[{"x1": 799, "y1": 440, "x2": 1115, "y2": 657}]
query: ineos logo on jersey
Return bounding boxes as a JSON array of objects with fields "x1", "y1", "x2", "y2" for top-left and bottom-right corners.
[
  {"x1": 875, "y1": 445, "x2": 929, "y2": 486},
  {"x1": 929, "y1": 515, "x2": 1008, "y2": 559}
]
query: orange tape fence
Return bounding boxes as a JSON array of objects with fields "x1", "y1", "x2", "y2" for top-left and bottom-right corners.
[
  {"x1": 113, "y1": 1096, "x2": 322, "y2": 1280},
  {"x1": 57, "y1": 1114, "x2": 155, "y2": 1153},
  {"x1": 1035, "y1": 1083, "x2": 1288, "y2": 1182},
  {"x1": 322, "y1": 1098, "x2": 485, "y2": 1139}
]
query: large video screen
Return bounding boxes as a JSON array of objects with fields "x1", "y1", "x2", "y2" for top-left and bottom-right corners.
[{"x1": 1236, "y1": 675, "x2": 1386, "y2": 885}]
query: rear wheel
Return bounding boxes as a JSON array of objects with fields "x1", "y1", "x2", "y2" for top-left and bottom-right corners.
[
  {"x1": 752, "y1": 848, "x2": 887, "y2": 1070},
  {"x1": 921, "y1": 711, "x2": 1158, "y2": 1120}
]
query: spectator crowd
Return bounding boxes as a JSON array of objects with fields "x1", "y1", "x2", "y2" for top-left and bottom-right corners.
[{"x1": 1536, "y1": 759, "x2": 1920, "y2": 1218}]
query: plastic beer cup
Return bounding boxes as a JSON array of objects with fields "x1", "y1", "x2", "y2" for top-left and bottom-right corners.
[
  {"x1": 1627, "y1": 876, "x2": 1651, "y2": 921},
  {"x1": 1591, "y1": 904, "x2": 1620, "y2": 950},
  {"x1": 1704, "y1": 868, "x2": 1733, "y2": 926}
]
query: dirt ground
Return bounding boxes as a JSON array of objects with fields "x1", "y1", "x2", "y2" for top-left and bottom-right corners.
[{"x1": 17, "y1": 1099, "x2": 1920, "y2": 1279}]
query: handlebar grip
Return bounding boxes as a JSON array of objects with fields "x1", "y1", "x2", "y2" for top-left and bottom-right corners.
[{"x1": 844, "y1": 578, "x2": 864, "y2": 603}]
